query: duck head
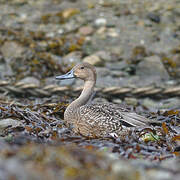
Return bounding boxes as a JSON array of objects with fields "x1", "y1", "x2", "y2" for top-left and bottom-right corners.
[{"x1": 56, "y1": 62, "x2": 96, "y2": 81}]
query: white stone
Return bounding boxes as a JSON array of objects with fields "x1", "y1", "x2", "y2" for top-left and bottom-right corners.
[{"x1": 95, "y1": 18, "x2": 107, "y2": 26}]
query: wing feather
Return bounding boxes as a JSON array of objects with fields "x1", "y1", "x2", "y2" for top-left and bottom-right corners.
[{"x1": 79, "y1": 103, "x2": 153, "y2": 128}]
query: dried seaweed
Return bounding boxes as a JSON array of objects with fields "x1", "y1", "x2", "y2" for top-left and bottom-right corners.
[{"x1": 0, "y1": 100, "x2": 179, "y2": 162}]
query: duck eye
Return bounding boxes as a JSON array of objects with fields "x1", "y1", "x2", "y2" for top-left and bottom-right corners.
[{"x1": 80, "y1": 66, "x2": 84, "y2": 69}]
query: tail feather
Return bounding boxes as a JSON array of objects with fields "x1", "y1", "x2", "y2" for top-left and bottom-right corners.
[{"x1": 120, "y1": 112, "x2": 157, "y2": 127}]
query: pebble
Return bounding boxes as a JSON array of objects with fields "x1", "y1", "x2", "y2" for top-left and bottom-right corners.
[
  {"x1": 96, "y1": 67, "x2": 110, "y2": 77},
  {"x1": 0, "y1": 41, "x2": 25, "y2": 59},
  {"x1": 78, "y1": 26, "x2": 94, "y2": 35},
  {"x1": 112, "y1": 160, "x2": 139, "y2": 180},
  {"x1": 62, "y1": 51, "x2": 82, "y2": 66},
  {"x1": 95, "y1": 18, "x2": 107, "y2": 26},
  {"x1": 18, "y1": 76, "x2": 40, "y2": 86},
  {"x1": 112, "y1": 99, "x2": 122, "y2": 104},
  {"x1": 111, "y1": 70, "x2": 126, "y2": 77},
  {"x1": 107, "y1": 28, "x2": 119, "y2": 37},
  {"x1": 0, "y1": 56, "x2": 13, "y2": 78},
  {"x1": 142, "y1": 97, "x2": 180, "y2": 110},
  {"x1": 0, "y1": 118, "x2": 22, "y2": 131},
  {"x1": 124, "y1": 97, "x2": 138, "y2": 106},
  {"x1": 147, "y1": 13, "x2": 161, "y2": 23},
  {"x1": 106, "y1": 61, "x2": 129, "y2": 71},
  {"x1": 95, "y1": 51, "x2": 111, "y2": 62},
  {"x1": 93, "y1": 98, "x2": 108, "y2": 103},
  {"x1": 96, "y1": 26, "x2": 107, "y2": 34},
  {"x1": 136, "y1": 55, "x2": 170, "y2": 81},
  {"x1": 83, "y1": 55, "x2": 104, "y2": 66}
]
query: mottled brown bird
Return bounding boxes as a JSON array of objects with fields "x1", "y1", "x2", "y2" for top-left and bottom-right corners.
[{"x1": 56, "y1": 62, "x2": 155, "y2": 138}]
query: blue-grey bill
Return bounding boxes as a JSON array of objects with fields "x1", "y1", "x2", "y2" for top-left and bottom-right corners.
[{"x1": 56, "y1": 69, "x2": 75, "y2": 80}]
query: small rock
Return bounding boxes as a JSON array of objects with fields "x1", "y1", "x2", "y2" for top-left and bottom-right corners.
[
  {"x1": 93, "y1": 98, "x2": 108, "y2": 104},
  {"x1": 62, "y1": 51, "x2": 82, "y2": 67},
  {"x1": 0, "y1": 118, "x2": 22, "y2": 130},
  {"x1": 45, "y1": 77, "x2": 56, "y2": 86},
  {"x1": 94, "y1": 18, "x2": 107, "y2": 26},
  {"x1": 62, "y1": 8, "x2": 80, "y2": 19},
  {"x1": 0, "y1": 55, "x2": 13, "y2": 78},
  {"x1": 149, "y1": 28, "x2": 179, "y2": 54},
  {"x1": 142, "y1": 98, "x2": 180, "y2": 110},
  {"x1": 106, "y1": 61, "x2": 129, "y2": 71},
  {"x1": 19, "y1": 77, "x2": 40, "y2": 86},
  {"x1": 96, "y1": 26, "x2": 107, "y2": 34},
  {"x1": 147, "y1": 13, "x2": 161, "y2": 23},
  {"x1": 57, "y1": 29, "x2": 64, "y2": 34},
  {"x1": 124, "y1": 97, "x2": 138, "y2": 106},
  {"x1": 161, "y1": 159, "x2": 180, "y2": 172},
  {"x1": 112, "y1": 99, "x2": 122, "y2": 104},
  {"x1": 110, "y1": 46, "x2": 124, "y2": 57},
  {"x1": 147, "y1": 169, "x2": 172, "y2": 180},
  {"x1": 78, "y1": 26, "x2": 94, "y2": 35},
  {"x1": 141, "y1": 98, "x2": 158, "y2": 110},
  {"x1": 136, "y1": 55, "x2": 170, "y2": 81},
  {"x1": 95, "y1": 51, "x2": 112, "y2": 62},
  {"x1": 0, "y1": 158, "x2": 30, "y2": 180},
  {"x1": 83, "y1": 55, "x2": 104, "y2": 66},
  {"x1": 0, "y1": 41, "x2": 25, "y2": 59},
  {"x1": 107, "y1": 28, "x2": 119, "y2": 37},
  {"x1": 96, "y1": 67, "x2": 110, "y2": 77},
  {"x1": 0, "y1": 138, "x2": 10, "y2": 150},
  {"x1": 111, "y1": 70, "x2": 126, "y2": 77},
  {"x1": 112, "y1": 160, "x2": 140, "y2": 180},
  {"x1": 48, "y1": 53, "x2": 62, "y2": 65}
]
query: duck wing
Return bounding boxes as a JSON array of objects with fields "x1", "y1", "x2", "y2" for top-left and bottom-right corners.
[{"x1": 79, "y1": 103, "x2": 156, "y2": 128}]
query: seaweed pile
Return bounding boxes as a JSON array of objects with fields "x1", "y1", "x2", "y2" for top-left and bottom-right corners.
[{"x1": 0, "y1": 99, "x2": 179, "y2": 159}]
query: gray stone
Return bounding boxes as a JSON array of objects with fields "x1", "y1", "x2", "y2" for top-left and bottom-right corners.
[
  {"x1": 136, "y1": 55, "x2": 170, "y2": 81},
  {"x1": 112, "y1": 160, "x2": 140, "y2": 180},
  {"x1": 148, "y1": 28, "x2": 179, "y2": 54},
  {"x1": 0, "y1": 55, "x2": 13, "y2": 78},
  {"x1": 0, "y1": 41, "x2": 25, "y2": 59},
  {"x1": 106, "y1": 61, "x2": 130, "y2": 71},
  {"x1": 45, "y1": 77, "x2": 56, "y2": 86},
  {"x1": 124, "y1": 97, "x2": 138, "y2": 106},
  {"x1": 62, "y1": 51, "x2": 82, "y2": 67},
  {"x1": 93, "y1": 98, "x2": 108, "y2": 104},
  {"x1": 95, "y1": 51, "x2": 112, "y2": 62},
  {"x1": 111, "y1": 70, "x2": 126, "y2": 78},
  {"x1": 83, "y1": 54, "x2": 104, "y2": 66},
  {"x1": 19, "y1": 76, "x2": 40, "y2": 86},
  {"x1": 0, "y1": 158, "x2": 37, "y2": 180},
  {"x1": 112, "y1": 99, "x2": 122, "y2": 104},
  {"x1": 0, "y1": 118, "x2": 22, "y2": 130},
  {"x1": 78, "y1": 26, "x2": 94, "y2": 35},
  {"x1": 96, "y1": 67, "x2": 110, "y2": 77},
  {"x1": 147, "y1": 169, "x2": 172, "y2": 180},
  {"x1": 142, "y1": 98, "x2": 180, "y2": 110},
  {"x1": 161, "y1": 159, "x2": 180, "y2": 172},
  {"x1": 47, "y1": 53, "x2": 62, "y2": 65}
]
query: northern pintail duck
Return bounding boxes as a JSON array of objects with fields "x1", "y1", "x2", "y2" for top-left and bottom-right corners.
[{"x1": 56, "y1": 63, "x2": 156, "y2": 138}]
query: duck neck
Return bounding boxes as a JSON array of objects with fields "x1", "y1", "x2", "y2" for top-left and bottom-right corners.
[{"x1": 69, "y1": 80, "x2": 95, "y2": 109}]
